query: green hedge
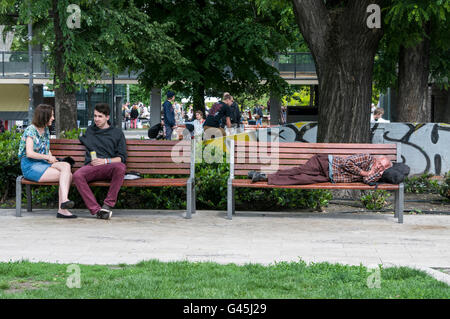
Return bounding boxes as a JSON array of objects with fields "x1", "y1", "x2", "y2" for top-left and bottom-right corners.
[{"x1": 0, "y1": 129, "x2": 22, "y2": 201}]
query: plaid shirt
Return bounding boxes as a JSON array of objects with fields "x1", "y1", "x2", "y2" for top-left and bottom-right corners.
[{"x1": 331, "y1": 154, "x2": 384, "y2": 184}]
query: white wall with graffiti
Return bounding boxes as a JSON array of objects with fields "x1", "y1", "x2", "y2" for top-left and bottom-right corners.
[{"x1": 234, "y1": 122, "x2": 450, "y2": 176}]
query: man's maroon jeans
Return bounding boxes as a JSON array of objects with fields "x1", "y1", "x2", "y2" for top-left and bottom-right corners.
[{"x1": 73, "y1": 162, "x2": 126, "y2": 215}]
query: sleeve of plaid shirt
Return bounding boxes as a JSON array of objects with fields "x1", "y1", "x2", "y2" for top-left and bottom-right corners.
[
  {"x1": 363, "y1": 166, "x2": 385, "y2": 184},
  {"x1": 342, "y1": 154, "x2": 374, "y2": 177}
]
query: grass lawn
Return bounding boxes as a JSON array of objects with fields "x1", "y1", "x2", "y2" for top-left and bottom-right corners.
[{"x1": 0, "y1": 260, "x2": 448, "y2": 299}]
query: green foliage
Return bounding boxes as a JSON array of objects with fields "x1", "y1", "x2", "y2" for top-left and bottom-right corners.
[
  {"x1": 439, "y1": 171, "x2": 450, "y2": 200},
  {"x1": 60, "y1": 128, "x2": 85, "y2": 139},
  {"x1": 0, "y1": 129, "x2": 21, "y2": 201},
  {"x1": 374, "y1": 0, "x2": 450, "y2": 91},
  {"x1": 135, "y1": 0, "x2": 296, "y2": 108},
  {"x1": 360, "y1": 190, "x2": 390, "y2": 211},
  {"x1": 404, "y1": 173, "x2": 441, "y2": 194},
  {"x1": 128, "y1": 84, "x2": 150, "y2": 105},
  {"x1": 282, "y1": 86, "x2": 311, "y2": 106}
]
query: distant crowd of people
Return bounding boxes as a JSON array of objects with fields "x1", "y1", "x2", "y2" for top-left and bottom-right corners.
[{"x1": 146, "y1": 91, "x2": 279, "y2": 140}]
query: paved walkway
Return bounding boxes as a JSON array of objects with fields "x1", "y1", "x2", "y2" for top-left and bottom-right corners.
[{"x1": 1, "y1": 209, "x2": 449, "y2": 269}]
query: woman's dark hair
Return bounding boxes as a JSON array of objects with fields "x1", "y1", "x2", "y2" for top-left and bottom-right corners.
[
  {"x1": 195, "y1": 110, "x2": 204, "y2": 118},
  {"x1": 32, "y1": 104, "x2": 54, "y2": 128},
  {"x1": 95, "y1": 103, "x2": 110, "y2": 116}
]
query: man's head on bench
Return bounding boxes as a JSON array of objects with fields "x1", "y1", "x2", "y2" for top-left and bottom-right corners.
[{"x1": 373, "y1": 155, "x2": 393, "y2": 172}]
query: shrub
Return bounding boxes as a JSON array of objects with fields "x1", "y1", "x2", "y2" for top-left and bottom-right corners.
[
  {"x1": 404, "y1": 173, "x2": 440, "y2": 194},
  {"x1": 360, "y1": 190, "x2": 390, "y2": 210},
  {"x1": 440, "y1": 171, "x2": 450, "y2": 201},
  {"x1": 61, "y1": 128, "x2": 85, "y2": 139},
  {"x1": 0, "y1": 129, "x2": 22, "y2": 201}
]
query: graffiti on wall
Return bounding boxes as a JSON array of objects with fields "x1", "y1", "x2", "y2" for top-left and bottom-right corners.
[{"x1": 233, "y1": 122, "x2": 450, "y2": 176}]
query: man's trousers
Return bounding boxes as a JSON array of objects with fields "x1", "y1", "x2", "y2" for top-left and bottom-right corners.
[
  {"x1": 73, "y1": 162, "x2": 126, "y2": 215},
  {"x1": 268, "y1": 154, "x2": 330, "y2": 185}
]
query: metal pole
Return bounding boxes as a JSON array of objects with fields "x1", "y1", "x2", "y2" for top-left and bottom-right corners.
[
  {"x1": 111, "y1": 74, "x2": 115, "y2": 126},
  {"x1": 126, "y1": 84, "x2": 130, "y2": 103},
  {"x1": 27, "y1": 19, "x2": 33, "y2": 125}
]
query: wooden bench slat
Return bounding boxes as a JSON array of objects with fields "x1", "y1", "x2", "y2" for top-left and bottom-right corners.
[
  {"x1": 50, "y1": 144, "x2": 86, "y2": 150},
  {"x1": 126, "y1": 145, "x2": 190, "y2": 151},
  {"x1": 21, "y1": 178, "x2": 188, "y2": 187},
  {"x1": 235, "y1": 148, "x2": 397, "y2": 155},
  {"x1": 235, "y1": 164, "x2": 299, "y2": 170},
  {"x1": 126, "y1": 163, "x2": 190, "y2": 169},
  {"x1": 232, "y1": 179, "x2": 399, "y2": 190},
  {"x1": 235, "y1": 142, "x2": 397, "y2": 149},
  {"x1": 133, "y1": 169, "x2": 190, "y2": 175},
  {"x1": 126, "y1": 151, "x2": 190, "y2": 157}
]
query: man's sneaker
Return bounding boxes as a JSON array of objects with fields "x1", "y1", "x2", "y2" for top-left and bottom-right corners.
[{"x1": 96, "y1": 204, "x2": 112, "y2": 220}]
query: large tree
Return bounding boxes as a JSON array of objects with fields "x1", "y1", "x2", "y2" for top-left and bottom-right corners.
[
  {"x1": 291, "y1": 0, "x2": 387, "y2": 143},
  {"x1": 1, "y1": 0, "x2": 182, "y2": 135},
  {"x1": 374, "y1": 0, "x2": 450, "y2": 122},
  {"x1": 135, "y1": 0, "x2": 296, "y2": 113}
]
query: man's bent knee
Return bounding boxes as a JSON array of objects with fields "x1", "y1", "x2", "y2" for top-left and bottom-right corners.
[
  {"x1": 72, "y1": 170, "x2": 85, "y2": 184},
  {"x1": 113, "y1": 162, "x2": 126, "y2": 174}
]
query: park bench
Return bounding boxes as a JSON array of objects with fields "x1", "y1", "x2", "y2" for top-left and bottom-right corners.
[
  {"x1": 16, "y1": 139, "x2": 196, "y2": 218},
  {"x1": 226, "y1": 141, "x2": 404, "y2": 223}
]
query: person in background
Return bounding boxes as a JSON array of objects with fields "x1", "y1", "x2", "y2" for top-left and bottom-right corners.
[
  {"x1": 371, "y1": 108, "x2": 390, "y2": 123},
  {"x1": 193, "y1": 110, "x2": 205, "y2": 137},
  {"x1": 253, "y1": 105, "x2": 264, "y2": 126},
  {"x1": 17, "y1": 104, "x2": 76, "y2": 218},
  {"x1": 280, "y1": 106, "x2": 287, "y2": 125},
  {"x1": 203, "y1": 93, "x2": 232, "y2": 138},
  {"x1": 148, "y1": 118, "x2": 166, "y2": 140},
  {"x1": 163, "y1": 91, "x2": 176, "y2": 140},
  {"x1": 0, "y1": 120, "x2": 5, "y2": 133},
  {"x1": 187, "y1": 105, "x2": 194, "y2": 121},
  {"x1": 130, "y1": 104, "x2": 139, "y2": 129},
  {"x1": 227, "y1": 94, "x2": 242, "y2": 132}
]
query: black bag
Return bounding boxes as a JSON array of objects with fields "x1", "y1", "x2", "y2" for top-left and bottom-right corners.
[
  {"x1": 56, "y1": 156, "x2": 75, "y2": 168},
  {"x1": 148, "y1": 123, "x2": 163, "y2": 139},
  {"x1": 378, "y1": 163, "x2": 410, "y2": 184}
]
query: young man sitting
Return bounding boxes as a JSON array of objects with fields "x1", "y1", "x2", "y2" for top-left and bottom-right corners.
[{"x1": 73, "y1": 103, "x2": 127, "y2": 220}]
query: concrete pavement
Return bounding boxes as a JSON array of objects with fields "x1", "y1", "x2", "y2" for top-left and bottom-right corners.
[{"x1": 1, "y1": 209, "x2": 449, "y2": 270}]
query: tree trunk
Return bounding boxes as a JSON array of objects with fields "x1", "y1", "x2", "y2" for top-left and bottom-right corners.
[
  {"x1": 317, "y1": 50, "x2": 376, "y2": 142},
  {"x1": 192, "y1": 82, "x2": 205, "y2": 114},
  {"x1": 292, "y1": 0, "x2": 385, "y2": 143},
  {"x1": 52, "y1": 0, "x2": 77, "y2": 137},
  {"x1": 396, "y1": 24, "x2": 431, "y2": 123}
]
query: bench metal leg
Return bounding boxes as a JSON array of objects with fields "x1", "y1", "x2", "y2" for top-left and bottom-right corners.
[
  {"x1": 395, "y1": 184, "x2": 404, "y2": 223},
  {"x1": 191, "y1": 180, "x2": 196, "y2": 214},
  {"x1": 227, "y1": 178, "x2": 235, "y2": 220},
  {"x1": 26, "y1": 184, "x2": 32, "y2": 212},
  {"x1": 16, "y1": 176, "x2": 23, "y2": 217},
  {"x1": 186, "y1": 179, "x2": 193, "y2": 219}
]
